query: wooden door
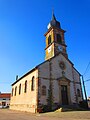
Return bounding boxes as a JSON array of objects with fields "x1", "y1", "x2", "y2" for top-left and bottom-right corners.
[{"x1": 61, "y1": 85, "x2": 68, "y2": 105}]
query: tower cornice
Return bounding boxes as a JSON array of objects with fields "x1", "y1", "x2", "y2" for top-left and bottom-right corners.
[
  {"x1": 44, "y1": 41, "x2": 67, "y2": 50},
  {"x1": 44, "y1": 26, "x2": 66, "y2": 36}
]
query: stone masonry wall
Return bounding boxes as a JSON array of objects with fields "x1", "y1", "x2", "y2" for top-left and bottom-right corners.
[{"x1": 10, "y1": 69, "x2": 38, "y2": 113}]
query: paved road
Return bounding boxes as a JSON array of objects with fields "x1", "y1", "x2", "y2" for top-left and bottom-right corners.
[
  {"x1": 0, "y1": 109, "x2": 90, "y2": 120},
  {"x1": 0, "y1": 109, "x2": 60, "y2": 120}
]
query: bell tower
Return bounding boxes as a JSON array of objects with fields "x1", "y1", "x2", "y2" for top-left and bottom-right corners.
[{"x1": 44, "y1": 12, "x2": 68, "y2": 60}]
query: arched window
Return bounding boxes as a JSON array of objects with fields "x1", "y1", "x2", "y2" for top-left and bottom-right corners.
[
  {"x1": 12, "y1": 88, "x2": 14, "y2": 96},
  {"x1": 48, "y1": 35, "x2": 51, "y2": 45},
  {"x1": 24, "y1": 80, "x2": 27, "y2": 93},
  {"x1": 31, "y1": 76, "x2": 35, "y2": 91},
  {"x1": 19, "y1": 84, "x2": 21, "y2": 95},
  {"x1": 57, "y1": 34, "x2": 62, "y2": 44},
  {"x1": 77, "y1": 89, "x2": 81, "y2": 97},
  {"x1": 15, "y1": 86, "x2": 17, "y2": 96},
  {"x1": 42, "y1": 85, "x2": 46, "y2": 96}
]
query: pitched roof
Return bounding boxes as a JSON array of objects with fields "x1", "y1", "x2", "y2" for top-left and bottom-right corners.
[
  {"x1": 11, "y1": 52, "x2": 81, "y2": 86},
  {"x1": 0, "y1": 93, "x2": 11, "y2": 98}
]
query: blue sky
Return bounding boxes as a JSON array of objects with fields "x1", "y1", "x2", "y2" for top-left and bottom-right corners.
[{"x1": 0, "y1": 0, "x2": 90, "y2": 97}]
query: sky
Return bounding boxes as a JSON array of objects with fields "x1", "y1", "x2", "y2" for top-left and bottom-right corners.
[{"x1": 0, "y1": 0, "x2": 90, "y2": 98}]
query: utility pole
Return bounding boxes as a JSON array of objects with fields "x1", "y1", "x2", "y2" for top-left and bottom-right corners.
[{"x1": 81, "y1": 75, "x2": 88, "y2": 108}]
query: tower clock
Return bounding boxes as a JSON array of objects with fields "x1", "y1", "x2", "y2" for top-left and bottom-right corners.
[{"x1": 44, "y1": 12, "x2": 68, "y2": 60}]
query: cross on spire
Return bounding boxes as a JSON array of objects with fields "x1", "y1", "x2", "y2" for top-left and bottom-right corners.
[
  {"x1": 52, "y1": 9, "x2": 56, "y2": 21},
  {"x1": 47, "y1": 11, "x2": 61, "y2": 29}
]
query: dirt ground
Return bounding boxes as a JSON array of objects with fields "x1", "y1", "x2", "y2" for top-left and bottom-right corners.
[{"x1": 0, "y1": 109, "x2": 90, "y2": 120}]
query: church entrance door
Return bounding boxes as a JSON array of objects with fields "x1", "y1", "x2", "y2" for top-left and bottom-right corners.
[{"x1": 61, "y1": 85, "x2": 68, "y2": 105}]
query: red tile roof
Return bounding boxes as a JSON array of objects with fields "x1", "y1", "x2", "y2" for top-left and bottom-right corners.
[{"x1": 0, "y1": 93, "x2": 11, "y2": 98}]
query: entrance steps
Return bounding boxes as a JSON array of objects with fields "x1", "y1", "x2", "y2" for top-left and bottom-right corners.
[{"x1": 55, "y1": 105, "x2": 84, "y2": 112}]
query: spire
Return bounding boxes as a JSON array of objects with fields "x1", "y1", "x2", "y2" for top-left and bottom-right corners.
[
  {"x1": 52, "y1": 10, "x2": 56, "y2": 21},
  {"x1": 47, "y1": 11, "x2": 61, "y2": 29}
]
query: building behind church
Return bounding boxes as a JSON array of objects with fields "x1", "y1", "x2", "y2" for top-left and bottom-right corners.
[
  {"x1": 10, "y1": 13, "x2": 83, "y2": 113},
  {"x1": 0, "y1": 93, "x2": 11, "y2": 108}
]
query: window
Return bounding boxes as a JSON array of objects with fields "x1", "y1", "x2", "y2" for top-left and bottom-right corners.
[
  {"x1": 57, "y1": 34, "x2": 62, "y2": 44},
  {"x1": 31, "y1": 76, "x2": 35, "y2": 91},
  {"x1": 24, "y1": 81, "x2": 27, "y2": 93},
  {"x1": 19, "y1": 84, "x2": 21, "y2": 95},
  {"x1": 48, "y1": 35, "x2": 51, "y2": 45},
  {"x1": 3, "y1": 99, "x2": 6, "y2": 100},
  {"x1": 77, "y1": 89, "x2": 81, "y2": 97},
  {"x1": 12, "y1": 88, "x2": 14, "y2": 96},
  {"x1": 42, "y1": 86, "x2": 46, "y2": 96},
  {"x1": 15, "y1": 86, "x2": 17, "y2": 96}
]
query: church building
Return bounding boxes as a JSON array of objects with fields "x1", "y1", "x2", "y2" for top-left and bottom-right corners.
[{"x1": 10, "y1": 13, "x2": 83, "y2": 113}]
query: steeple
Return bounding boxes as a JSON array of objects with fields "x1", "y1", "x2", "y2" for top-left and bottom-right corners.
[
  {"x1": 52, "y1": 10, "x2": 56, "y2": 21},
  {"x1": 45, "y1": 12, "x2": 68, "y2": 60},
  {"x1": 47, "y1": 11, "x2": 61, "y2": 29}
]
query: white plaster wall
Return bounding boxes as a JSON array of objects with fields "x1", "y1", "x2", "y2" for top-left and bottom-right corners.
[
  {"x1": 75, "y1": 83, "x2": 83, "y2": 102},
  {"x1": 39, "y1": 78, "x2": 49, "y2": 105},
  {"x1": 51, "y1": 54, "x2": 73, "y2": 81},
  {"x1": 52, "y1": 80, "x2": 59, "y2": 103},
  {"x1": 73, "y1": 68, "x2": 80, "y2": 82},
  {"x1": 38, "y1": 54, "x2": 82, "y2": 105},
  {"x1": 38, "y1": 61, "x2": 50, "y2": 78},
  {"x1": 73, "y1": 69, "x2": 83, "y2": 102},
  {"x1": 70, "y1": 82, "x2": 76, "y2": 103},
  {"x1": 38, "y1": 62, "x2": 50, "y2": 105},
  {"x1": 51, "y1": 54, "x2": 75, "y2": 104}
]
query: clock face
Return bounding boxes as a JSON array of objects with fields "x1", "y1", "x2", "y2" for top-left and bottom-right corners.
[
  {"x1": 47, "y1": 23, "x2": 51, "y2": 29},
  {"x1": 48, "y1": 46, "x2": 51, "y2": 53},
  {"x1": 58, "y1": 46, "x2": 63, "y2": 51}
]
